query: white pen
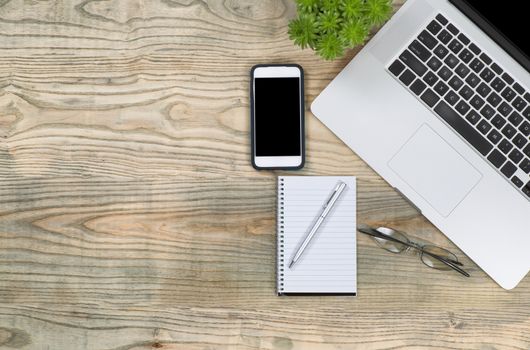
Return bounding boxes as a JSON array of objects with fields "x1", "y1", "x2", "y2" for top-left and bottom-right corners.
[{"x1": 288, "y1": 181, "x2": 347, "y2": 269}]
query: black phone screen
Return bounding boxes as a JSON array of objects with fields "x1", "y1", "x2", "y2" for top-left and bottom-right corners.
[{"x1": 254, "y1": 77, "x2": 301, "y2": 157}]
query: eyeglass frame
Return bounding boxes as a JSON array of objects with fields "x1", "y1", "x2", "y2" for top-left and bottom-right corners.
[{"x1": 357, "y1": 225, "x2": 470, "y2": 277}]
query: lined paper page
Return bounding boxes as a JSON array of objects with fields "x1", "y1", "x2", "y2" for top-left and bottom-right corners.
[{"x1": 278, "y1": 176, "x2": 356, "y2": 294}]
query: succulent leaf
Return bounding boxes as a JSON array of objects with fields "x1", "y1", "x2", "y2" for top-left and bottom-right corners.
[
  {"x1": 288, "y1": 14, "x2": 318, "y2": 49},
  {"x1": 318, "y1": 10, "x2": 342, "y2": 33},
  {"x1": 364, "y1": 0, "x2": 393, "y2": 26},
  {"x1": 322, "y1": 0, "x2": 341, "y2": 11},
  {"x1": 295, "y1": 0, "x2": 320, "y2": 12},
  {"x1": 342, "y1": 19, "x2": 369, "y2": 47},
  {"x1": 342, "y1": 0, "x2": 364, "y2": 19},
  {"x1": 316, "y1": 32, "x2": 345, "y2": 60}
]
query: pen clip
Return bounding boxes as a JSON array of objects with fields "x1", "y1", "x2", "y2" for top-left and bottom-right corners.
[
  {"x1": 325, "y1": 189, "x2": 337, "y2": 207},
  {"x1": 321, "y1": 181, "x2": 346, "y2": 216}
]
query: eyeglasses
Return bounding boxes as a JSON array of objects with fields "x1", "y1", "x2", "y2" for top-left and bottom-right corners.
[{"x1": 357, "y1": 224, "x2": 469, "y2": 277}]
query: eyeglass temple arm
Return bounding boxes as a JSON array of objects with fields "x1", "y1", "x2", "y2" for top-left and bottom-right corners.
[{"x1": 358, "y1": 227, "x2": 470, "y2": 277}]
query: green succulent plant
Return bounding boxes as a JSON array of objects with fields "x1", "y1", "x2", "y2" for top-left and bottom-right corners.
[{"x1": 288, "y1": 0, "x2": 393, "y2": 60}]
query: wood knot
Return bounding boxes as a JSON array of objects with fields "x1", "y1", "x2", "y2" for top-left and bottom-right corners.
[
  {"x1": 448, "y1": 312, "x2": 465, "y2": 329},
  {"x1": 0, "y1": 327, "x2": 31, "y2": 348}
]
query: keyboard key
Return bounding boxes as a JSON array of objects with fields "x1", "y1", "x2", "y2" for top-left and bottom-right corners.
[
  {"x1": 455, "y1": 63, "x2": 470, "y2": 78},
  {"x1": 513, "y1": 82, "x2": 525, "y2": 95},
  {"x1": 491, "y1": 63, "x2": 503, "y2": 75},
  {"x1": 466, "y1": 73, "x2": 480, "y2": 88},
  {"x1": 409, "y1": 40, "x2": 431, "y2": 61},
  {"x1": 513, "y1": 133, "x2": 528, "y2": 149},
  {"x1": 480, "y1": 68, "x2": 494, "y2": 83},
  {"x1": 470, "y1": 95, "x2": 485, "y2": 110},
  {"x1": 438, "y1": 29, "x2": 453, "y2": 45},
  {"x1": 480, "y1": 105, "x2": 495, "y2": 120},
  {"x1": 512, "y1": 96, "x2": 527, "y2": 112},
  {"x1": 486, "y1": 92, "x2": 502, "y2": 107},
  {"x1": 449, "y1": 76, "x2": 463, "y2": 90},
  {"x1": 459, "y1": 85, "x2": 474, "y2": 100},
  {"x1": 457, "y1": 33, "x2": 470, "y2": 45},
  {"x1": 519, "y1": 121, "x2": 530, "y2": 136},
  {"x1": 447, "y1": 23, "x2": 459, "y2": 35},
  {"x1": 487, "y1": 149, "x2": 506, "y2": 168},
  {"x1": 434, "y1": 81, "x2": 449, "y2": 96},
  {"x1": 498, "y1": 102, "x2": 513, "y2": 117},
  {"x1": 490, "y1": 77, "x2": 506, "y2": 92},
  {"x1": 524, "y1": 144, "x2": 530, "y2": 158},
  {"x1": 523, "y1": 106, "x2": 530, "y2": 120},
  {"x1": 501, "y1": 87, "x2": 516, "y2": 102},
  {"x1": 436, "y1": 14, "x2": 448, "y2": 25},
  {"x1": 508, "y1": 112, "x2": 523, "y2": 127},
  {"x1": 438, "y1": 66, "x2": 453, "y2": 81},
  {"x1": 445, "y1": 91, "x2": 460, "y2": 106},
  {"x1": 487, "y1": 129, "x2": 502, "y2": 144},
  {"x1": 399, "y1": 69, "x2": 415, "y2": 86},
  {"x1": 525, "y1": 92, "x2": 530, "y2": 103},
  {"x1": 523, "y1": 183, "x2": 530, "y2": 198},
  {"x1": 476, "y1": 82, "x2": 491, "y2": 98},
  {"x1": 444, "y1": 54, "x2": 459, "y2": 68},
  {"x1": 423, "y1": 71, "x2": 439, "y2": 86},
  {"x1": 433, "y1": 44, "x2": 449, "y2": 59},
  {"x1": 520, "y1": 158, "x2": 530, "y2": 173},
  {"x1": 502, "y1": 72, "x2": 514, "y2": 85},
  {"x1": 458, "y1": 48, "x2": 473, "y2": 64},
  {"x1": 448, "y1": 39, "x2": 463, "y2": 54},
  {"x1": 501, "y1": 161, "x2": 517, "y2": 177},
  {"x1": 400, "y1": 50, "x2": 428, "y2": 76},
  {"x1": 418, "y1": 30, "x2": 438, "y2": 49},
  {"x1": 427, "y1": 56, "x2": 442, "y2": 71},
  {"x1": 427, "y1": 20, "x2": 442, "y2": 35},
  {"x1": 469, "y1": 43, "x2": 480, "y2": 55},
  {"x1": 480, "y1": 53, "x2": 492, "y2": 65},
  {"x1": 502, "y1": 124, "x2": 516, "y2": 139},
  {"x1": 477, "y1": 119, "x2": 492, "y2": 134},
  {"x1": 466, "y1": 110, "x2": 481, "y2": 125},
  {"x1": 389, "y1": 60, "x2": 406, "y2": 76},
  {"x1": 512, "y1": 176, "x2": 524, "y2": 188},
  {"x1": 437, "y1": 29, "x2": 452, "y2": 45},
  {"x1": 499, "y1": 139, "x2": 513, "y2": 154},
  {"x1": 470, "y1": 58, "x2": 484, "y2": 73},
  {"x1": 434, "y1": 101, "x2": 493, "y2": 156},
  {"x1": 455, "y1": 100, "x2": 470, "y2": 115},
  {"x1": 410, "y1": 79, "x2": 427, "y2": 95},
  {"x1": 491, "y1": 114, "x2": 506, "y2": 129},
  {"x1": 421, "y1": 89, "x2": 440, "y2": 107},
  {"x1": 509, "y1": 149, "x2": 524, "y2": 164}
]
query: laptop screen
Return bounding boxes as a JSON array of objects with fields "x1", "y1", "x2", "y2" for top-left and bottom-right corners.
[{"x1": 451, "y1": 0, "x2": 530, "y2": 72}]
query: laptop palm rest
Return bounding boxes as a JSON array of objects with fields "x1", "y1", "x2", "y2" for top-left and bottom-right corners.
[{"x1": 388, "y1": 125, "x2": 482, "y2": 217}]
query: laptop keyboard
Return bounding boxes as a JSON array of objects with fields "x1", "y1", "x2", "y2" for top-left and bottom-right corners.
[{"x1": 388, "y1": 13, "x2": 530, "y2": 200}]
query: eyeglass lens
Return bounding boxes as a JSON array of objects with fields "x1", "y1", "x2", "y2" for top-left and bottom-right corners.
[
  {"x1": 421, "y1": 245, "x2": 459, "y2": 270},
  {"x1": 371, "y1": 227, "x2": 409, "y2": 253}
]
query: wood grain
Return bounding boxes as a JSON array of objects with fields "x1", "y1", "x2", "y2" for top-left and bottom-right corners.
[{"x1": 0, "y1": 0, "x2": 529, "y2": 349}]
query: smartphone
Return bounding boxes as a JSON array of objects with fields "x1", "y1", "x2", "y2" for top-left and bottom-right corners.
[{"x1": 250, "y1": 64, "x2": 305, "y2": 170}]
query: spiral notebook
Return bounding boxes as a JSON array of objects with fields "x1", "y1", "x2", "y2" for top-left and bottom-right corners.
[{"x1": 277, "y1": 176, "x2": 357, "y2": 296}]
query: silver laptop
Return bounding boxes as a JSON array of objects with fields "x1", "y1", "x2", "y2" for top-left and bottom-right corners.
[{"x1": 311, "y1": 0, "x2": 529, "y2": 289}]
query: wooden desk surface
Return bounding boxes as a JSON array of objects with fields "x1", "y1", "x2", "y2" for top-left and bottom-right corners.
[{"x1": 0, "y1": 1, "x2": 528, "y2": 349}]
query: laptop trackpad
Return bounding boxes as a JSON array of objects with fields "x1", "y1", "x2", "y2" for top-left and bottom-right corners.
[{"x1": 388, "y1": 125, "x2": 482, "y2": 217}]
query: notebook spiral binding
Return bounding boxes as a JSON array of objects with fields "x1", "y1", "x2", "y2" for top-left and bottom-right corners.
[{"x1": 278, "y1": 177, "x2": 285, "y2": 294}]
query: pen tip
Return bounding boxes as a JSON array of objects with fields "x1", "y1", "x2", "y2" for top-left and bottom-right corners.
[{"x1": 288, "y1": 260, "x2": 294, "y2": 269}]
